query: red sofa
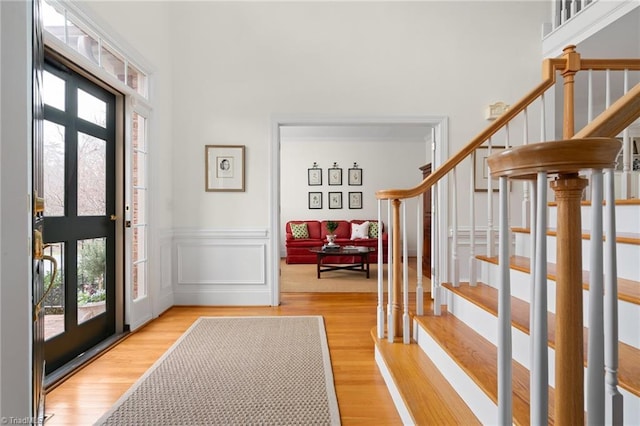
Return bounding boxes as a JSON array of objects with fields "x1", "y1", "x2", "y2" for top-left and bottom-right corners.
[{"x1": 285, "y1": 219, "x2": 388, "y2": 264}]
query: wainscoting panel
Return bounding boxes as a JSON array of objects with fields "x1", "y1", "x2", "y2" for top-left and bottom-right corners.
[
  {"x1": 173, "y1": 228, "x2": 271, "y2": 305},
  {"x1": 177, "y1": 243, "x2": 265, "y2": 285}
]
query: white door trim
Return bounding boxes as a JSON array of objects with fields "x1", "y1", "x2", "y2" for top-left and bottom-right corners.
[{"x1": 269, "y1": 115, "x2": 450, "y2": 306}]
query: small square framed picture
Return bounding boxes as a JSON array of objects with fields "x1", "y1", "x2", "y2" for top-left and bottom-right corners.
[
  {"x1": 348, "y1": 192, "x2": 362, "y2": 209},
  {"x1": 205, "y1": 145, "x2": 245, "y2": 192},
  {"x1": 348, "y1": 167, "x2": 362, "y2": 186},
  {"x1": 328, "y1": 168, "x2": 342, "y2": 185},
  {"x1": 308, "y1": 192, "x2": 322, "y2": 209},
  {"x1": 308, "y1": 167, "x2": 322, "y2": 185},
  {"x1": 328, "y1": 192, "x2": 342, "y2": 209}
]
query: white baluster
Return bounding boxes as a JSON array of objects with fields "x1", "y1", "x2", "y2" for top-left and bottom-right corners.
[
  {"x1": 452, "y1": 167, "x2": 459, "y2": 287},
  {"x1": 377, "y1": 199, "x2": 384, "y2": 339},
  {"x1": 433, "y1": 180, "x2": 441, "y2": 316},
  {"x1": 522, "y1": 109, "x2": 530, "y2": 228},
  {"x1": 531, "y1": 172, "x2": 548, "y2": 425},
  {"x1": 403, "y1": 203, "x2": 410, "y2": 344},
  {"x1": 487, "y1": 140, "x2": 495, "y2": 258},
  {"x1": 416, "y1": 195, "x2": 424, "y2": 315},
  {"x1": 497, "y1": 175, "x2": 512, "y2": 424},
  {"x1": 387, "y1": 201, "x2": 394, "y2": 342},
  {"x1": 621, "y1": 70, "x2": 631, "y2": 199},
  {"x1": 588, "y1": 170, "x2": 605, "y2": 425},
  {"x1": 604, "y1": 168, "x2": 623, "y2": 424},
  {"x1": 469, "y1": 155, "x2": 477, "y2": 287}
]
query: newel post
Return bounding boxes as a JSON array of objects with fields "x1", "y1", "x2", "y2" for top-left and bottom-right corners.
[
  {"x1": 550, "y1": 173, "x2": 587, "y2": 425},
  {"x1": 561, "y1": 45, "x2": 581, "y2": 138}
]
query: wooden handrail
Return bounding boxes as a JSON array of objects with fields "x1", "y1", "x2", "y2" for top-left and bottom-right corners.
[
  {"x1": 376, "y1": 53, "x2": 640, "y2": 201},
  {"x1": 574, "y1": 81, "x2": 640, "y2": 139},
  {"x1": 376, "y1": 58, "x2": 564, "y2": 201}
]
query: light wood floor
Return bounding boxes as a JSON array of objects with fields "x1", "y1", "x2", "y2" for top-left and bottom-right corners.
[{"x1": 45, "y1": 293, "x2": 402, "y2": 425}]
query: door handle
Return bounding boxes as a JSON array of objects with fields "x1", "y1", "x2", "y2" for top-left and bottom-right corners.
[
  {"x1": 34, "y1": 253, "x2": 57, "y2": 322},
  {"x1": 110, "y1": 214, "x2": 117, "y2": 221}
]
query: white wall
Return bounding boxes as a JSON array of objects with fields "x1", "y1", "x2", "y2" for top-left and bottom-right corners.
[
  {"x1": 0, "y1": 0, "x2": 32, "y2": 419},
  {"x1": 280, "y1": 137, "x2": 428, "y2": 255},
  {"x1": 169, "y1": 1, "x2": 548, "y2": 231}
]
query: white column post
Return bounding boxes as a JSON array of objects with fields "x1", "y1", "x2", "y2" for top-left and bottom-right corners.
[
  {"x1": 531, "y1": 172, "x2": 548, "y2": 425},
  {"x1": 469, "y1": 155, "x2": 477, "y2": 286},
  {"x1": 416, "y1": 195, "x2": 424, "y2": 315},
  {"x1": 451, "y1": 167, "x2": 459, "y2": 287},
  {"x1": 497, "y1": 176, "x2": 513, "y2": 424},
  {"x1": 402, "y1": 203, "x2": 410, "y2": 344},
  {"x1": 604, "y1": 168, "x2": 623, "y2": 424},
  {"x1": 377, "y1": 199, "x2": 385, "y2": 339},
  {"x1": 587, "y1": 170, "x2": 605, "y2": 425}
]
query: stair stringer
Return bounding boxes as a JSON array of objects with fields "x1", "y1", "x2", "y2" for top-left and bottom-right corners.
[
  {"x1": 373, "y1": 346, "x2": 413, "y2": 425},
  {"x1": 413, "y1": 320, "x2": 498, "y2": 425}
]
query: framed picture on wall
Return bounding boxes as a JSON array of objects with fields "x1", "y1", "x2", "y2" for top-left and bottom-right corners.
[
  {"x1": 328, "y1": 166, "x2": 342, "y2": 185},
  {"x1": 348, "y1": 166, "x2": 362, "y2": 186},
  {"x1": 205, "y1": 145, "x2": 245, "y2": 192},
  {"x1": 474, "y1": 146, "x2": 505, "y2": 192},
  {"x1": 329, "y1": 192, "x2": 342, "y2": 209},
  {"x1": 348, "y1": 192, "x2": 362, "y2": 209},
  {"x1": 308, "y1": 166, "x2": 322, "y2": 185},
  {"x1": 309, "y1": 192, "x2": 322, "y2": 209}
]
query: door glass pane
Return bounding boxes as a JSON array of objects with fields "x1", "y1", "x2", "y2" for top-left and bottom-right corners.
[
  {"x1": 77, "y1": 132, "x2": 106, "y2": 216},
  {"x1": 132, "y1": 189, "x2": 146, "y2": 225},
  {"x1": 44, "y1": 243, "x2": 65, "y2": 340},
  {"x1": 43, "y1": 120, "x2": 65, "y2": 216},
  {"x1": 77, "y1": 88, "x2": 106, "y2": 127},
  {"x1": 133, "y1": 262, "x2": 146, "y2": 301},
  {"x1": 77, "y1": 238, "x2": 106, "y2": 324},
  {"x1": 43, "y1": 71, "x2": 65, "y2": 111},
  {"x1": 133, "y1": 226, "x2": 146, "y2": 262},
  {"x1": 100, "y1": 44, "x2": 125, "y2": 83},
  {"x1": 42, "y1": 1, "x2": 66, "y2": 43},
  {"x1": 133, "y1": 151, "x2": 146, "y2": 187}
]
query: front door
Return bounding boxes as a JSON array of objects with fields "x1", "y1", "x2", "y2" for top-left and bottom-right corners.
[{"x1": 41, "y1": 56, "x2": 117, "y2": 374}]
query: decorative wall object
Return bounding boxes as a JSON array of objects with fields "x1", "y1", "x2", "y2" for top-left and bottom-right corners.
[
  {"x1": 348, "y1": 192, "x2": 362, "y2": 209},
  {"x1": 205, "y1": 145, "x2": 245, "y2": 192},
  {"x1": 308, "y1": 192, "x2": 322, "y2": 209},
  {"x1": 474, "y1": 146, "x2": 505, "y2": 192},
  {"x1": 308, "y1": 162, "x2": 322, "y2": 185},
  {"x1": 328, "y1": 192, "x2": 342, "y2": 209},
  {"x1": 348, "y1": 163, "x2": 362, "y2": 186},
  {"x1": 328, "y1": 162, "x2": 342, "y2": 185}
]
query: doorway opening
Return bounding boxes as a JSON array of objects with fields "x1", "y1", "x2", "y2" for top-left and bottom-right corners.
[{"x1": 270, "y1": 116, "x2": 449, "y2": 305}]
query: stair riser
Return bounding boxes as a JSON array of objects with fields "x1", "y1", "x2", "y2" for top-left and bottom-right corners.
[
  {"x1": 480, "y1": 261, "x2": 640, "y2": 348},
  {"x1": 413, "y1": 322, "x2": 498, "y2": 425},
  {"x1": 548, "y1": 204, "x2": 640, "y2": 235},
  {"x1": 514, "y1": 233, "x2": 640, "y2": 282},
  {"x1": 441, "y1": 288, "x2": 640, "y2": 423}
]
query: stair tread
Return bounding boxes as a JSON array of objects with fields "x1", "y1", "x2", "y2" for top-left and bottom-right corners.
[
  {"x1": 413, "y1": 309, "x2": 554, "y2": 426},
  {"x1": 511, "y1": 227, "x2": 640, "y2": 246},
  {"x1": 477, "y1": 254, "x2": 640, "y2": 305},
  {"x1": 371, "y1": 328, "x2": 480, "y2": 425},
  {"x1": 442, "y1": 281, "x2": 640, "y2": 397}
]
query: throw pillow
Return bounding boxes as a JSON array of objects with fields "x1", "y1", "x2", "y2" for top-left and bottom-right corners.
[
  {"x1": 290, "y1": 223, "x2": 309, "y2": 239},
  {"x1": 369, "y1": 221, "x2": 381, "y2": 238},
  {"x1": 351, "y1": 221, "x2": 370, "y2": 240}
]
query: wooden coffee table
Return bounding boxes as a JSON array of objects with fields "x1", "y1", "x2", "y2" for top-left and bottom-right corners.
[{"x1": 309, "y1": 246, "x2": 376, "y2": 279}]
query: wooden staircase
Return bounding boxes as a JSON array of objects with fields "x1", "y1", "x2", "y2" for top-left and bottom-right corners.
[{"x1": 373, "y1": 199, "x2": 640, "y2": 424}]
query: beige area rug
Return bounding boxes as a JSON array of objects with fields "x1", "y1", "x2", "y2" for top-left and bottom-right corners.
[
  {"x1": 280, "y1": 257, "x2": 429, "y2": 293},
  {"x1": 95, "y1": 316, "x2": 340, "y2": 426}
]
